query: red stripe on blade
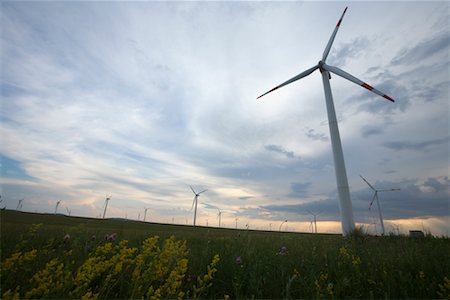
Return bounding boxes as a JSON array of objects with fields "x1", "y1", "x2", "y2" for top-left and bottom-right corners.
[
  {"x1": 383, "y1": 95, "x2": 395, "y2": 102},
  {"x1": 337, "y1": 19, "x2": 342, "y2": 27},
  {"x1": 361, "y1": 83, "x2": 374, "y2": 90}
]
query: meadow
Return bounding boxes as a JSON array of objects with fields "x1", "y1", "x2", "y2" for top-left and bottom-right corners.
[{"x1": 1, "y1": 210, "x2": 449, "y2": 299}]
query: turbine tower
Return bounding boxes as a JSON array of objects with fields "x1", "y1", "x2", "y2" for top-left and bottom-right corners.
[
  {"x1": 190, "y1": 186, "x2": 207, "y2": 226},
  {"x1": 307, "y1": 210, "x2": 321, "y2": 234},
  {"x1": 217, "y1": 208, "x2": 222, "y2": 228},
  {"x1": 360, "y1": 175, "x2": 400, "y2": 235},
  {"x1": 257, "y1": 7, "x2": 395, "y2": 236},
  {"x1": 66, "y1": 207, "x2": 71, "y2": 216},
  {"x1": 16, "y1": 198, "x2": 23, "y2": 211},
  {"x1": 54, "y1": 200, "x2": 61, "y2": 214},
  {"x1": 144, "y1": 207, "x2": 149, "y2": 222},
  {"x1": 279, "y1": 219, "x2": 288, "y2": 231},
  {"x1": 102, "y1": 195, "x2": 111, "y2": 219}
]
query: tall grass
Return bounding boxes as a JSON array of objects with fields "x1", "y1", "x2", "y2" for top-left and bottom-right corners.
[{"x1": 1, "y1": 210, "x2": 449, "y2": 299}]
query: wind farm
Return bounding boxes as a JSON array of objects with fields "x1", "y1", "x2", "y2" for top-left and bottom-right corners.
[{"x1": 1, "y1": 2, "x2": 449, "y2": 299}]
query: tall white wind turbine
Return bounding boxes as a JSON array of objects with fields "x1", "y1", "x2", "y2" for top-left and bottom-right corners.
[
  {"x1": 54, "y1": 200, "x2": 61, "y2": 214},
  {"x1": 190, "y1": 186, "x2": 207, "y2": 226},
  {"x1": 257, "y1": 7, "x2": 395, "y2": 236},
  {"x1": 360, "y1": 175, "x2": 400, "y2": 235},
  {"x1": 102, "y1": 195, "x2": 111, "y2": 219}
]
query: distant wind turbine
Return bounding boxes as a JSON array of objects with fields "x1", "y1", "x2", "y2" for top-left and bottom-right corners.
[
  {"x1": 307, "y1": 210, "x2": 321, "y2": 234},
  {"x1": 54, "y1": 200, "x2": 61, "y2": 214},
  {"x1": 144, "y1": 207, "x2": 149, "y2": 222},
  {"x1": 102, "y1": 195, "x2": 111, "y2": 219},
  {"x1": 66, "y1": 207, "x2": 71, "y2": 216},
  {"x1": 190, "y1": 186, "x2": 207, "y2": 226},
  {"x1": 360, "y1": 175, "x2": 400, "y2": 235},
  {"x1": 16, "y1": 198, "x2": 23, "y2": 211},
  {"x1": 217, "y1": 208, "x2": 222, "y2": 228},
  {"x1": 257, "y1": 7, "x2": 395, "y2": 236},
  {"x1": 235, "y1": 217, "x2": 239, "y2": 229},
  {"x1": 279, "y1": 219, "x2": 288, "y2": 231}
]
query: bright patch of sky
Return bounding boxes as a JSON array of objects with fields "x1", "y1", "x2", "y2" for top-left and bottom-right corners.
[{"x1": 1, "y1": 1, "x2": 449, "y2": 235}]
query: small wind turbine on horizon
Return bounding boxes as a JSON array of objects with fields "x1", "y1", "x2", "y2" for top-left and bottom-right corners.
[
  {"x1": 54, "y1": 200, "x2": 61, "y2": 214},
  {"x1": 279, "y1": 219, "x2": 288, "y2": 231},
  {"x1": 102, "y1": 195, "x2": 111, "y2": 219},
  {"x1": 190, "y1": 186, "x2": 207, "y2": 226},
  {"x1": 144, "y1": 207, "x2": 149, "y2": 222},
  {"x1": 360, "y1": 175, "x2": 400, "y2": 235},
  {"x1": 307, "y1": 210, "x2": 321, "y2": 234},
  {"x1": 257, "y1": 7, "x2": 395, "y2": 236},
  {"x1": 217, "y1": 208, "x2": 222, "y2": 228},
  {"x1": 16, "y1": 198, "x2": 23, "y2": 211},
  {"x1": 66, "y1": 207, "x2": 71, "y2": 216}
]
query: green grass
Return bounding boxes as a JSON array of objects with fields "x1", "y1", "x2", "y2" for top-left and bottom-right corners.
[{"x1": 1, "y1": 209, "x2": 450, "y2": 299}]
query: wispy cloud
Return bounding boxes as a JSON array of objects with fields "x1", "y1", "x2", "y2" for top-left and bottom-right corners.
[
  {"x1": 391, "y1": 33, "x2": 449, "y2": 66},
  {"x1": 383, "y1": 137, "x2": 450, "y2": 152}
]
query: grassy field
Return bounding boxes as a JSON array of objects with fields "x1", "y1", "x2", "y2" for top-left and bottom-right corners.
[{"x1": 1, "y1": 209, "x2": 449, "y2": 299}]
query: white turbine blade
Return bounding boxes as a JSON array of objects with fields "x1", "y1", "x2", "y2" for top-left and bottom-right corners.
[
  {"x1": 379, "y1": 188, "x2": 401, "y2": 192},
  {"x1": 191, "y1": 196, "x2": 196, "y2": 210},
  {"x1": 322, "y1": 7, "x2": 348, "y2": 61},
  {"x1": 369, "y1": 192, "x2": 377, "y2": 209},
  {"x1": 324, "y1": 64, "x2": 395, "y2": 102},
  {"x1": 257, "y1": 65, "x2": 319, "y2": 99},
  {"x1": 190, "y1": 186, "x2": 196, "y2": 194},
  {"x1": 198, "y1": 189, "x2": 208, "y2": 194},
  {"x1": 360, "y1": 175, "x2": 376, "y2": 191}
]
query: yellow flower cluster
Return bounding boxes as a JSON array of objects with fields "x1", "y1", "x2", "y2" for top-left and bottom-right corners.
[
  {"x1": 193, "y1": 254, "x2": 220, "y2": 299},
  {"x1": 339, "y1": 246, "x2": 361, "y2": 267},
  {"x1": 437, "y1": 276, "x2": 450, "y2": 299},
  {"x1": 314, "y1": 272, "x2": 333, "y2": 299},
  {"x1": 25, "y1": 258, "x2": 69, "y2": 299},
  {"x1": 1, "y1": 249, "x2": 37, "y2": 272},
  {"x1": 71, "y1": 240, "x2": 138, "y2": 298},
  {"x1": 1, "y1": 224, "x2": 220, "y2": 300}
]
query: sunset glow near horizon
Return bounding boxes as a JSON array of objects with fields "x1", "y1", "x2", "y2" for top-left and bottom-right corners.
[{"x1": 1, "y1": 2, "x2": 449, "y2": 236}]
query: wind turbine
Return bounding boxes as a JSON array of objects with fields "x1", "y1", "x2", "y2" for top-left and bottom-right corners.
[
  {"x1": 217, "y1": 208, "x2": 222, "y2": 228},
  {"x1": 190, "y1": 186, "x2": 207, "y2": 226},
  {"x1": 144, "y1": 207, "x2": 149, "y2": 222},
  {"x1": 66, "y1": 207, "x2": 71, "y2": 216},
  {"x1": 16, "y1": 198, "x2": 23, "y2": 211},
  {"x1": 257, "y1": 7, "x2": 395, "y2": 236},
  {"x1": 235, "y1": 217, "x2": 239, "y2": 229},
  {"x1": 307, "y1": 210, "x2": 321, "y2": 234},
  {"x1": 102, "y1": 195, "x2": 111, "y2": 219},
  {"x1": 360, "y1": 175, "x2": 400, "y2": 235},
  {"x1": 54, "y1": 200, "x2": 61, "y2": 214},
  {"x1": 279, "y1": 219, "x2": 288, "y2": 231}
]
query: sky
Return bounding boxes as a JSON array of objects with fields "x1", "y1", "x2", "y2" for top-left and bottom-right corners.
[{"x1": 1, "y1": 1, "x2": 449, "y2": 236}]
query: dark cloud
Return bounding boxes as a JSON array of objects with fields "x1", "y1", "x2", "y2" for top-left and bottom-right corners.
[
  {"x1": 353, "y1": 79, "x2": 410, "y2": 114},
  {"x1": 391, "y1": 33, "x2": 449, "y2": 66},
  {"x1": 353, "y1": 176, "x2": 450, "y2": 220},
  {"x1": 304, "y1": 127, "x2": 328, "y2": 141},
  {"x1": 423, "y1": 176, "x2": 449, "y2": 193},
  {"x1": 259, "y1": 176, "x2": 449, "y2": 223},
  {"x1": 328, "y1": 37, "x2": 370, "y2": 67},
  {"x1": 361, "y1": 126, "x2": 383, "y2": 138},
  {"x1": 383, "y1": 136, "x2": 450, "y2": 152},
  {"x1": 264, "y1": 144, "x2": 297, "y2": 159},
  {"x1": 261, "y1": 198, "x2": 340, "y2": 221},
  {"x1": 238, "y1": 196, "x2": 255, "y2": 200},
  {"x1": 288, "y1": 182, "x2": 312, "y2": 198}
]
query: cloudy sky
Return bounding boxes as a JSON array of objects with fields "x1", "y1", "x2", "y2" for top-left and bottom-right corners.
[{"x1": 1, "y1": 1, "x2": 449, "y2": 235}]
